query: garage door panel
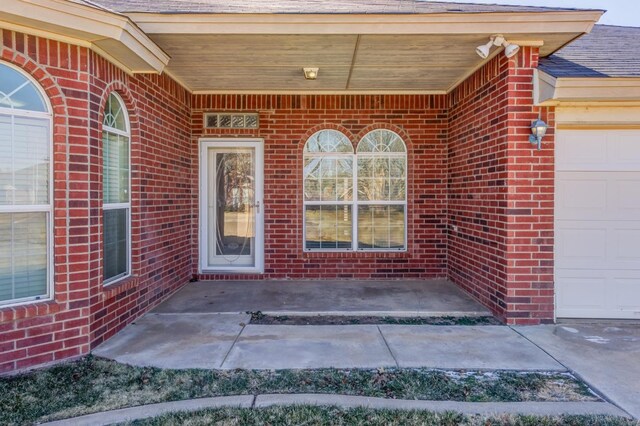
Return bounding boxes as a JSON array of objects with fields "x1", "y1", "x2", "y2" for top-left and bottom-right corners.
[
  {"x1": 556, "y1": 130, "x2": 607, "y2": 170},
  {"x1": 614, "y1": 278, "x2": 640, "y2": 313},
  {"x1": 615, "y1": 229, "x2": 640, "y2": 264},
  {"x1": 556, "y1": 275, "x2": 608, "y2": 311},
  {"x1": 556, "y1": 176, "x2": 607, "y2": 220},
  {"x1": 612, "y1": 132, "x2": 640, "y2": 167},
  {"x1": 557, "y1": 129, "x2": 640, "y2": 171},
  {"x1": 615, "y1": 179, "x2": 640, "y2": 216},
  {"x1": 556, "y1": 226, "x2": 607, "y2": 268},
  {"x1": 557, "y1": 224, "x2": 640, "y2": 270},
  {"x1": 556, "y1": 128, "x2": 640, "y2": 319}
]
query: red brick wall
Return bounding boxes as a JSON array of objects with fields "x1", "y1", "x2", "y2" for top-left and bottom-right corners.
[
  {"x1": 448, "y1": 48, "x2": 554, "y2": 324},
  {"x1": 0, "y1": 30, "x2": 192, "y2": 374},
  {"x1": 191, "y1": 95, "x2": 449, "y2": 280},
  {"x1": 448, "y1": 53, "x2": 511, "y2": 321},
  {"x1": 87, "y1": 54, "x2": 193, "y2": 347},
  {"x1": 0, "y1": 30, "x2": 556, "y2": 375},
  {"x1": 503, "y1": 49, "x2": 555, "y2": 325}
]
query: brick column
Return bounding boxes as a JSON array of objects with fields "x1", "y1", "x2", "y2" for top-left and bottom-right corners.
[{"x1": 504, "y1": 47, "x2": 555, "y2": 324}]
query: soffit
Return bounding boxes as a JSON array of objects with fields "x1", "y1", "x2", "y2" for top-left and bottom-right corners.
[
  {"x1": 150, "y1": 32, "x2": 585, "y2": 93},
  {"x1": 0, "y1": 1, "x2": 603, "y2": 92}
]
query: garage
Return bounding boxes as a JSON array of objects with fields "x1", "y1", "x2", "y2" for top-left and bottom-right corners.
[{"x1": 555, "y1": 127, "x2": 640, "y2": 319}]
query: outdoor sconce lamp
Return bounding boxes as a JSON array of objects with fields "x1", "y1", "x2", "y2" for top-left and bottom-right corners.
[
  {"x1": 476, "y1": 35, "x2": 521, "y2": 59},
  {"x1": 529, "y1": 119, "x2": 548, "y2": 150},
  {"x1": 303, "y1": 67, "x2": 319, "y2": 80}
]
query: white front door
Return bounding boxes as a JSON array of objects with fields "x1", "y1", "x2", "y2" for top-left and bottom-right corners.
[
  {"x1": 199, "y1": 139, "x2": 264, "y2": 273},
  {"x1": 555, "y1": 129, "x2": 640, "y2": 319}
]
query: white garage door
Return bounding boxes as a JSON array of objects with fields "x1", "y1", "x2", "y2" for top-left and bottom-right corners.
[{"x1": 556, "y1": 129, "x2": 640, "y2": 319}]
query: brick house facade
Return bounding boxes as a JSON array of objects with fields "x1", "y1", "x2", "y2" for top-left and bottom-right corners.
[{"x1": 4, "y1": 1, "x2": 633, "y2": 374}]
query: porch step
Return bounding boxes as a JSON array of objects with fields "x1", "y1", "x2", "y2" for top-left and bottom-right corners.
[{"x1": 152, "y1": 279, "x2": 492, "y2": 317}]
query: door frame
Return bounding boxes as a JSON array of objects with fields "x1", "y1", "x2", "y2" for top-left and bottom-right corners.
[{"x1": 199, "y1": 138, "x2": 264, "y2": 274}]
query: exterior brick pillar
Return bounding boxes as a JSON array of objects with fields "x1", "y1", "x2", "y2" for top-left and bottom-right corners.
[{"x1": 504, "y1": 47, "x2": 555, "y2": 324}]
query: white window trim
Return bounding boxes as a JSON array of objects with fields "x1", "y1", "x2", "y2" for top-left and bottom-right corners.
[
  {"x1": 303, "y1": 130, "x2": 408, "y2": 252},
  {"x1": 102, "y1": 92, "x2": 132, "y2": 286},
  {"x1": 0, "y1": 61, "x2": 54, "y2": 308}
]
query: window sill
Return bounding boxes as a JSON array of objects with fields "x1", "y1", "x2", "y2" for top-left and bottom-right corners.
[
  {"x1": 303, "y1": 251, "x2": 410, "y2": 259},
  {"x1": 102, "y1": 275, "x2": 139, "y2": 301},
  {"x1": 0, "y1": 300, "x2": 64, "y2": 324}
]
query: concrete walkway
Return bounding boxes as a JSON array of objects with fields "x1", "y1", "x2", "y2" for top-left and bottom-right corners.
[
  {"x1": 94, "y1": 314, "x2": 563, "y2": 371},
  {"x1": 43, "y1": 394, "x2": 629, "y2": 426},
  {"x1": 516, "y1": 322, "x2": 640, "y2": 419},
  {"x1": 91, "y1": 281, "x2": 640, "y2": 420}
]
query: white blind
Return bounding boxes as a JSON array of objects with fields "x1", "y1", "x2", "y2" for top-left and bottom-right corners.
[
  {"x1": 0, "y1": 114, "x2": 50, "y2": 206},
  {"x1": 103, "y1": 131, "x2": 129, "y2": 204},
  {"x1": 0, "y1": 213, "x2": 47, "y2": 302}
]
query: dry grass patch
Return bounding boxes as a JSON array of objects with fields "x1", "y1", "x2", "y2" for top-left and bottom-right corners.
[
  {"x1": 119, "y1": 406, "x2": 638, "y2": 426},
  {"x1": 1, "y1": 357, "x2": 598, "y2": 425}
]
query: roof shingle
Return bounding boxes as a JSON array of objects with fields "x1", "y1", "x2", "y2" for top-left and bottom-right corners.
[
  {"x1": 539, "y1": 25, "x2": 640, "y2": 78},
  {"x1": 86, "y1": 0, "x2": 589, "y2": 15}
]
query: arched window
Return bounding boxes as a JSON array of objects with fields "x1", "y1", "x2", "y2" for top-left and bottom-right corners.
[
  {"x1": 303, "y1": 130, "x2": 354, "y2": 250},
  {"x1": 0, "y1": 62, "x2": 52, "y2": 306},
  {"x1": 102, "y1": 93, "x2": 130, "y2": 284},
  {"x1": 356, "y1": 130, "x2": 407, "y2": 250},
  {"x1": 303, "y1": 129, "x2": 407, "y2": 251}
]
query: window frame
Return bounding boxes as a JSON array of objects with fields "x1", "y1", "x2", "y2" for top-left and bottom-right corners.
[
  {"x1": 302, "y1": 129, "x2": 408, "y2": 252},
  {"x1": 0, "y1": 61, "x2": 54, "y2": 307},
  {"x1": 101, "y1": 92, "x2": 132, "y2": 286}
]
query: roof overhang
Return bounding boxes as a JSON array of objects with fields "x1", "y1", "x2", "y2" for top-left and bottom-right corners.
[
  {"x1": 129, "y1": 11, "x2": 602, "y2": 42},
  {"x1": 126, "y1": 10, "x2": 604, "y2": 94},
  {"x1": 0, "y1": 1, "x2": 604, "y2": 93},
  {"x1": 0, "y1": 0, "x2": 169, "y2": 74},
  {"x1": 535, "y1": 70, "x2": 640, "y2": 106}
]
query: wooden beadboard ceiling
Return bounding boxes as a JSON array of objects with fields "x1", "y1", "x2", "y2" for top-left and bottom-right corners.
[{"x1": 151, "y1": 33, "x2": 580, "y2": 93}]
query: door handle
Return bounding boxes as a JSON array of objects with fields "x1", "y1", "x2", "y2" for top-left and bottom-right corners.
[{"x1": 254, "y1": 201, "x2": 260, "y2": 214}]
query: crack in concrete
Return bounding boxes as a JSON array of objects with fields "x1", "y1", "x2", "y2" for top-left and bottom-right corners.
[
  {"x1": 377, "y1": 325, "x2": 400, "y2": 368},
  {"x1": 219, "y1": 322, "x2": 246, "y2": 368}
]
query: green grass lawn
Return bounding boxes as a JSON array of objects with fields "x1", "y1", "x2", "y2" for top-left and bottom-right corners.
[
  {"x1": 119, "y1": 406, "x2": 638, "y2": 426},
  {"x1": 0, "y1": 357, "x2": 601, "y2": 425}
]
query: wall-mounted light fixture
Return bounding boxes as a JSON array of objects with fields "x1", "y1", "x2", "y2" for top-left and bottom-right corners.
[
  {"x1": 529, "y1": 119, "x2": 548, "y2": 150},
  {"x1": 303, "y1": 67, "x2": 319, "y2": 80},
  {"x1": 476, "y1": 35, "x2": 521, "y2": 59}
]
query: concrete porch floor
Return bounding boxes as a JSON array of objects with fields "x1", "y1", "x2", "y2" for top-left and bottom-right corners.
[
  {"x1": 92, "y1": 280, "x2": 640, "y2": 418},
  {"x1": 151, "y1": 279, "x2": 491, "y2": 317}
]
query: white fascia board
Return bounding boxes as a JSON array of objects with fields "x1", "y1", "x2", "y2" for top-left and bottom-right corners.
[
  {"x1": 128, "y1": 11, "x2": 603, "y2": 35},
  {"x1": 536, "y1": 70, "x2": 640, "y2": 106},
  {"x1": 0, "y1": 0, "x2": 169, "y2": 73}
]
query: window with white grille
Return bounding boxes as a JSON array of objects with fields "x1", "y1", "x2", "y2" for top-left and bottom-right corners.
[
  {"x1": 0, "y1": 62, "x2": 52, "y2": 306},
  {"x1": 303, "y1": 129, "x2": 407, "y2": 251}
]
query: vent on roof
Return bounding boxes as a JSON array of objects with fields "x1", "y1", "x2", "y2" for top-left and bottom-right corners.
[{"x1": 204, "y1": 112, "x2": 259, "y2": 129}]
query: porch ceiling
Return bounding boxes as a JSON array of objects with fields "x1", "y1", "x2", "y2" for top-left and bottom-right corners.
[{"x1": 153, "y1": 32, "x2": 586, "y2": 93}]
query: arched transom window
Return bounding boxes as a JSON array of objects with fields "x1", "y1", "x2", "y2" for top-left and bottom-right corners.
[
  {"x1": 0, "y1": 62, "x2": 52, "y2": 306},
  {"x1": 102, "y1": 93, "x2": 131, "y2": 284},
  {"x1": 303, "y1": 129, "x2": 407, "y2": 251}
]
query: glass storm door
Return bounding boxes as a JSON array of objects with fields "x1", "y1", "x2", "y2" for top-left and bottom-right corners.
[{"x1": 200, "y1": 140, "x2": 263, "y2": 273}]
